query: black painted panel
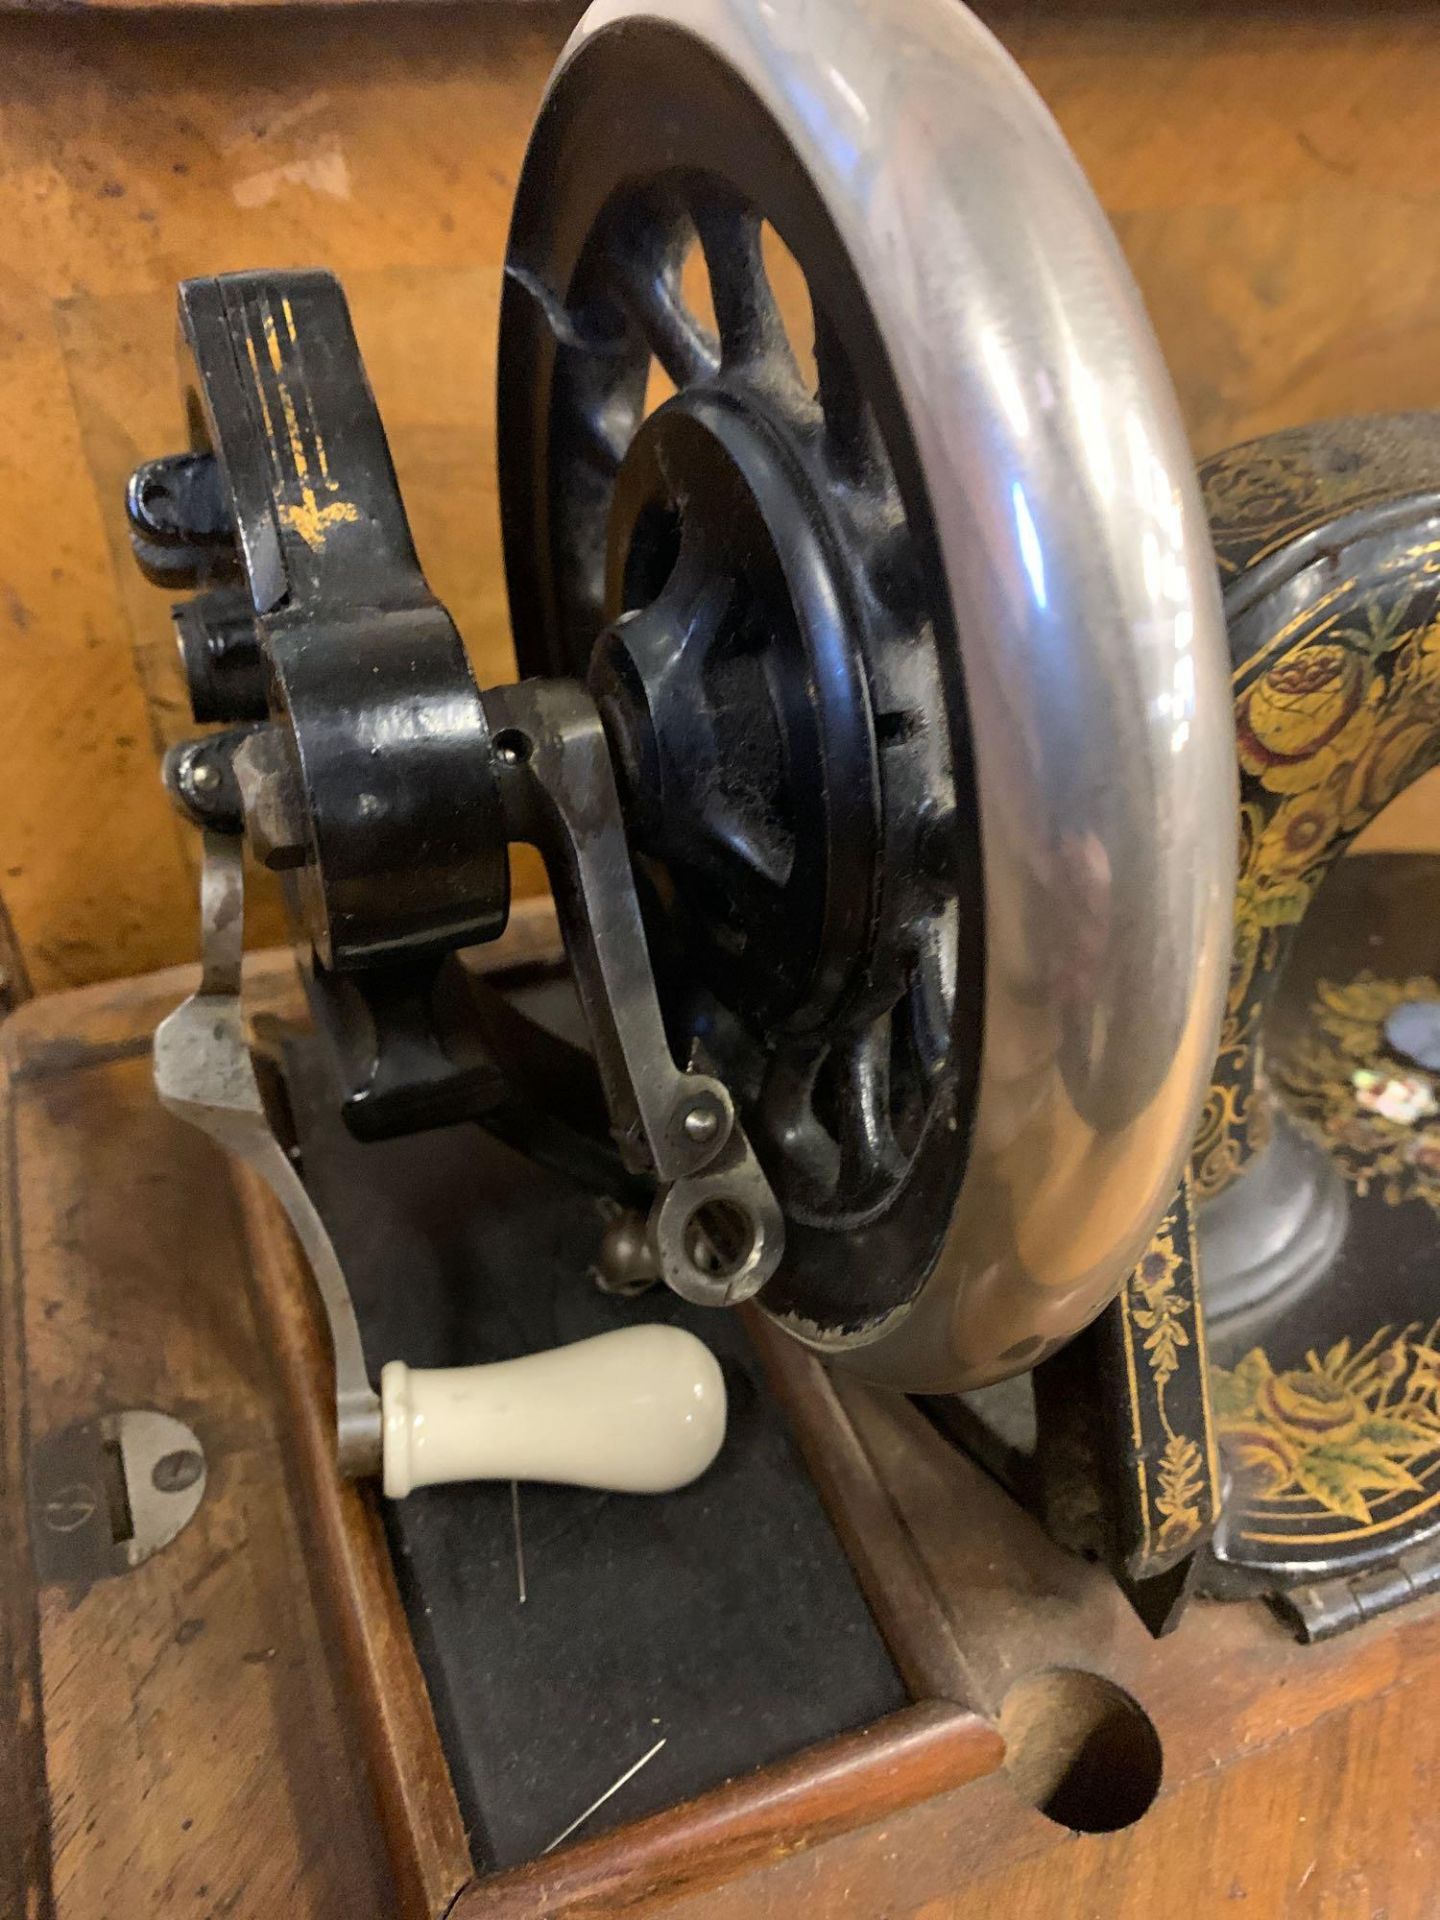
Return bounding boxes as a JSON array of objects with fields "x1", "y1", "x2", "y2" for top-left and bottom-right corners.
[{"x1": 284, "y1": 1006, "x2": 905, "y2": 1871}]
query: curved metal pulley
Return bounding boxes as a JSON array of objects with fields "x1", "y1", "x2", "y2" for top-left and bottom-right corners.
[{"x1": 500, "y1": 0, "x2": 1237, "y2": 1389}]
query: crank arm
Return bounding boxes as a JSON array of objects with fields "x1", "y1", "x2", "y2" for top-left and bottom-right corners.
[
  {"x1": 154, "y1": 835, "x2": 726, "y2": 1494},
  {"x1": 483, "y1": 679, "x2": 785, "y2": 1306}
]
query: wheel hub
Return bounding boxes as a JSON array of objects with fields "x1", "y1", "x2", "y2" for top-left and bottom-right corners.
[{"x1": 590, "y1": 381, "x2": 883, "y2": 1034}]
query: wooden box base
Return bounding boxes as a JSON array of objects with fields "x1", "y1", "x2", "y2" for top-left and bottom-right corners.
[{"x1": 6, "y1": 951, "x2": 1440, "y2": 1918}]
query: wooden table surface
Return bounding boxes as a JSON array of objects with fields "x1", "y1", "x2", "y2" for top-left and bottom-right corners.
[{"x1": 6, "y1": 959, "x2": 1440, "y2": 1919}]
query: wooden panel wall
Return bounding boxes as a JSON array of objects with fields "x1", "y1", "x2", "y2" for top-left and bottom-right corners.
[{"x1": 2, "y1": 3, "x2": 1438, "y2": 992}]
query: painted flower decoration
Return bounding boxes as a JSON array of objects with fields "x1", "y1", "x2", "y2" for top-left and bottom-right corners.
[
  {"x1": 1213, "y1": 1333, "x2": 1440, "y2": 1527},
  {"x1": 1241, "y1": 783, "x2": 1345, "y2": 927},
  {"x1": 1258, "y1": 1365, "x2": 1364, "y2": 1447},
  {"x1": 1236, "y1": 643, "x2": 1379, "y2": 796},
  {"x1": 1205, "y1": 568, "x2": 1440, "y2": 1209},
  {"x1": 1131, "y1": 1248, "x2": 1191, "y2": 1391},
  {"x1": 1339, "y1": 715, "x2": 1436, "y2": 826},
  {"x1": 1275, "y1": 974, "x2": 1440, "y2": 1210},
  {"x1": 1219, "y1": 1420, "x2": 1296, "y2": 1498}
]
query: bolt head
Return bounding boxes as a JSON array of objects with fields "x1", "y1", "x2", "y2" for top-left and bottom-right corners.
[
  {"x1": 683, "y1": 1102, "x2": 721, "y2": 1145},
  {"x1": 595, "y1": 1213, "x2": 660, "y2": 1297},
  {"x1": 152, "y1": 1448, "x2": 204, "y2": 1494},
  {"x1": 233, "y1": 729, "x2": 309, "y2": 871}
]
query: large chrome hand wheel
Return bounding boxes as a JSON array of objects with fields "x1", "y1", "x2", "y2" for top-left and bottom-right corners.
[{"x1": 499, "y1": 0, "x2": 1236, "y2": 1390}]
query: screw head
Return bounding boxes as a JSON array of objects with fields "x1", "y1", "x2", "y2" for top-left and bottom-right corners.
[
  {"x1": 595, "y1": 1212, "x2": 661, "y2": 1297},
  {"x1": 152, "y1": 1448, "x2": 204, "y2": 1494},
  {"x1": 683, "y1": 1102, "x2": 721, "y2": 1145}
]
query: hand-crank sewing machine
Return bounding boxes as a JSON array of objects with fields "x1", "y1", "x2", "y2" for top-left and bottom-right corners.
[{"x1": 29, "y1": 0, "x2": 1440, "y2": 1903}]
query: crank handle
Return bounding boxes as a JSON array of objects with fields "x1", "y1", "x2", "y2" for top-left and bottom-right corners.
[
  {"x1": 379, "y1": 1324, "x2": 726, "y2": 1499},
  {"x1": 156, "y1": 841, "x2": 728, "y2": 1499}
]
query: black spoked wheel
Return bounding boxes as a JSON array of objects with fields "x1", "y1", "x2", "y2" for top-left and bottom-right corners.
[{"x1": 499, "y1": 23, "x2": 983, "y2": 1335}]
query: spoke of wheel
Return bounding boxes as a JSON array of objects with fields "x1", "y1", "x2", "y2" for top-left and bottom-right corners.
[
  {"x1": 692, "y1": 191, "x2": 792, "y2": 373},
  {"x1": 835, "y1": 1014, "x2": 905, "y2": 1196},
  {"x1": 761, "y1": 1046, "x2": 840, "y2": 1192},
  {"x1": 704, "y1": 805, "x2": 793, "y2": 889},
  {"x1": 619, "y1": 565, "x2": 794, "y2": 900},
  {"x1": 608, "y1": 242, "x2": 719, "y2": 390},
  {"x1": 612, "y1": 548, "x2": 731, "y2": 701},
  {"x1": 814, "y1": 306, "x2": 885, "y2": 486},
  {"x1": 575, "y1": 389, "x2": 631, "y2": 472},
  {"x1": 687, "y1": 758, "x2": 794, "y2": 905},
  {"x1": 597, "y1": 197, "x2": 715, "y2": 382},
  {"x1": 907, "y1": 928, "x2": 954, "y2": 1081},
  {"x1": 869, "y1": 516, "x2": 926, "y2": 634}
]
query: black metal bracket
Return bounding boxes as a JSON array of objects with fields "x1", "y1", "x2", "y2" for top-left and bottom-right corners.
[{"x1": 147, "y1": 270, "x2": 511, "y2": 971}]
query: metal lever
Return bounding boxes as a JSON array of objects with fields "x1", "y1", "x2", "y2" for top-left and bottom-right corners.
[
  {"x1": 153, "y1": 834, "x2": 727, "y2": 1495},
  {"x1": 154, "y1": 833, "x2": 383, "y2": 1476},
  {"x1": 483, "y1": 679, "x2": 785, "y2": 1307}
]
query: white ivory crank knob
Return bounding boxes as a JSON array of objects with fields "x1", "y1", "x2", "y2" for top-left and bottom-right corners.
[{"x1": 379, "y1": 1323, "x2": 727, "y2": 1499}]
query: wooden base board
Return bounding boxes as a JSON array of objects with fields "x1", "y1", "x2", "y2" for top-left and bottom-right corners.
[{"x1": 6, "y1": 952, "x2": 1440, "y2": 1918}]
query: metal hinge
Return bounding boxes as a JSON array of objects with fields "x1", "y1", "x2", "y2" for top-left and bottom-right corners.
[{"x1": 1274, "y1": 1535, "x2": 1440, "y2": 1641}]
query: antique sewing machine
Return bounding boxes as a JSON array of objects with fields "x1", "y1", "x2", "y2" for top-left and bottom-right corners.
[{"x1": 35, "y1": 0, "x2": 1440, "y2": 1904}]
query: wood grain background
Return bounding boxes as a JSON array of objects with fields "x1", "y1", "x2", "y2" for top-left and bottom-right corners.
[{"x1": 2, "y1": 3, "x2": 1439, "y2": 993}]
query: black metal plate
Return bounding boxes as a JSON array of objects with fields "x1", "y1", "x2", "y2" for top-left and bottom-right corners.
[{"x1": 282, "y1": 990, "x2": 904, "y2": 1872}]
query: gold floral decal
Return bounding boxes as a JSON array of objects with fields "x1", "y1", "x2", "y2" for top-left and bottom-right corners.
[
  {"x1": 244, "y1": 294, "x2": 361, "y2": 555},
  {"x1": 1202, "y1": 444, "x2": 1325, "y2": 566},
  {"x1": 1155, "y1": 1434, "x2": 1207, "y2": 1552},
  {"x1": 1192, "y1": 565, "x2": 1440, "y2": 1203},
  {"x1": 1128, "y1": 1236, "x2": 1206, "y2": 1553},
  {"x1": 1276, "y1": 972, "x2": 1440, "y2": 1212},
  {"x1": 1213, "y1": 1326, "x2": 1440, "y2": 1530},
  {"x1": 1200, "y1": 419, "x2": 1440, "y2": 581}
]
